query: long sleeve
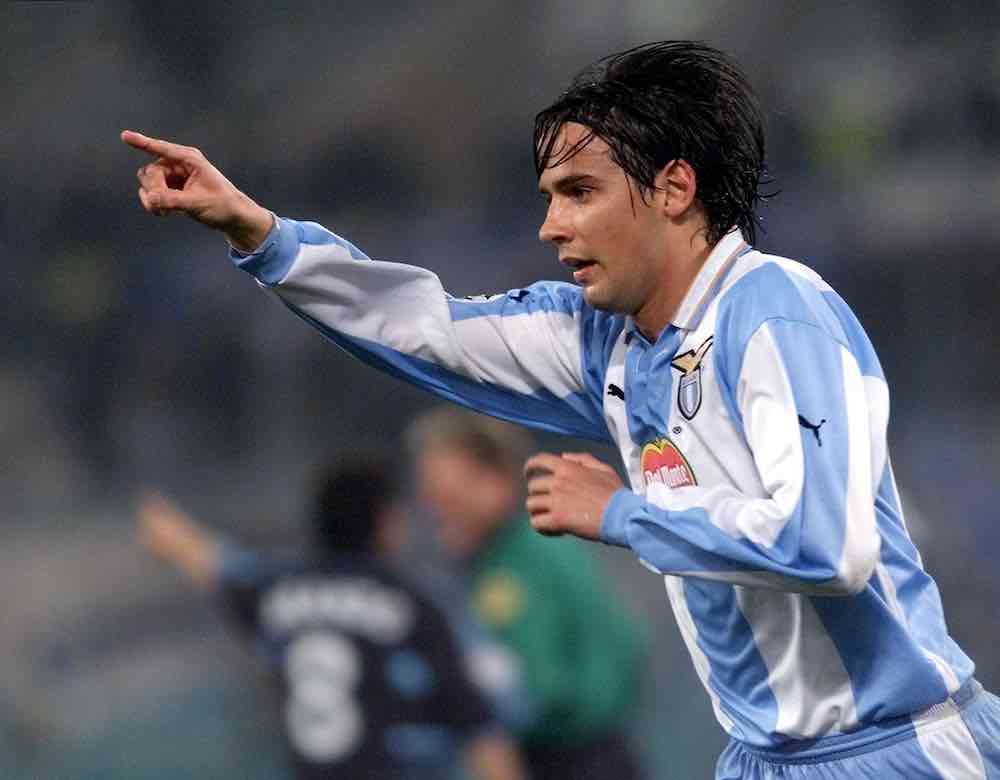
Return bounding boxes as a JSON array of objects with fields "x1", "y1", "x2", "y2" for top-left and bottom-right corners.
[
  {"x1": 230, "y1": 216, "x2": 610, "y2": 440},
  {"x1": 601, "y1": 317, "x2": 881, "y2": 595}
]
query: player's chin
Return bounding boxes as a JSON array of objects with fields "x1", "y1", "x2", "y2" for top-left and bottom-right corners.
[{"x1": 581, "y1": 282, "x2": 617, "y2": 311}]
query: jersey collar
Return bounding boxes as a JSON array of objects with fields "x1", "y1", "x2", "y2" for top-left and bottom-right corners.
[
  {"x1": 670, "y1": 230, "x2": 750, "y2": 332},
  {"x1": 622, "y1": 230, "x2": 750, "y2": 343}
]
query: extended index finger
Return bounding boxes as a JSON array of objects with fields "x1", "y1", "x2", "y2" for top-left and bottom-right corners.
[{"x1": 121, "y1": 130, "x2": 188, "y2": 160}]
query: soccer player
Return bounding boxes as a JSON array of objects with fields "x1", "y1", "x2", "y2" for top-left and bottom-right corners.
[
  {"x1": 137, "y1": 456, "x2": 525, "y2": 780},
  {"x1": 123, "y1": 41, "x2": 1000, "y2": 779}
]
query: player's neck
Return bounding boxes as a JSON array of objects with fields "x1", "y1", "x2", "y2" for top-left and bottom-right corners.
[{"x1": 634, "y1": 229, "x2": 712, "y2": 341}]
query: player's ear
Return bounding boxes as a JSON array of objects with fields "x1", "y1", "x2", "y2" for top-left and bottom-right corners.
[{"x1": 657, "y1": 159, "x2": 698, "y2": 218}]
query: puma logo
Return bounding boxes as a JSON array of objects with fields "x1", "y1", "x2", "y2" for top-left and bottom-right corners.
[
  {"x1": 798, "y1": 415, "x2": 827, "y2": 447},
  {"x1": 607, "y1": 384, "x2": 625, "y2": 401},
  {"x1": 509, "y1": 290, "x2": 530, "y2": 302}
]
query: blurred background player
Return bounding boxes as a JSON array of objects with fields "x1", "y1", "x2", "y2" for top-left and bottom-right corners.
[
  {"x1": 137, "y1": 454, "x2": 525, "y2": 780},
  {"x1": 407, "y1": 406, "x2": 647, "y2": 780}
]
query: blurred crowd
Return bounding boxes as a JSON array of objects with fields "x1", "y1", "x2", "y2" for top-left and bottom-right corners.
[{"x1": 2, "y1": 1, "x2": 998, "y2": 777}]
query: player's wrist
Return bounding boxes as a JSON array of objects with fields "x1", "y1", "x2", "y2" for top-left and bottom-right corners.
[
  {"x1": 599, "y1": 488, "x2": 639, "y2": 548},
  {"x1": 225, "y1": 198, "x2": 274, "y2": 253}
]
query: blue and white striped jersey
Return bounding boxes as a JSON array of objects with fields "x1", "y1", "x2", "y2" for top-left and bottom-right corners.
[{"x1": 231, "y1": 217, "x2": 974, "y2": 749}]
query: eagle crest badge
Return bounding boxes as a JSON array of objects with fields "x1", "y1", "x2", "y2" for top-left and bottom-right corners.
[{"x1": 670, "y1": 336, "x2": 714, "y2": 421}]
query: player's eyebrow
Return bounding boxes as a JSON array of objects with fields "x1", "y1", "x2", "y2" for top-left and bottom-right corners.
[{"x1": 539, "y1": 173, "x2": 599, "y2": 197}]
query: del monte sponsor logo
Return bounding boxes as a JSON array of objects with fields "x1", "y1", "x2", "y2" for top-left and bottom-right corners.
[{"x1": 641, "y1": 437, "x2": 696, "y2": 489}]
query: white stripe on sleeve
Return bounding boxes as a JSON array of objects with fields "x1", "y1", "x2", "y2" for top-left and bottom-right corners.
[
  {"x1": 838, "y1": 343, "x2": 880, "y2": 591},
  {"x1": 450, "y1": 308, "x2": 583, "y2": 397}
]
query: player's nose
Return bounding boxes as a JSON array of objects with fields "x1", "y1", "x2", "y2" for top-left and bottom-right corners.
[{"x1": 538, "y1": 204, "x2": 571, "y2": 245}]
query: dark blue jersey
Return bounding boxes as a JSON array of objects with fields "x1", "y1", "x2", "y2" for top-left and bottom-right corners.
[{"x1": 219, "y1": 548, "x2": 494, "y2": 779}]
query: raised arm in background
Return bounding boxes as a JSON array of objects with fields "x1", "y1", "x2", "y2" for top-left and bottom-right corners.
[{"x1": 137, "y1": 491, "x2": 221, "y2": 588}]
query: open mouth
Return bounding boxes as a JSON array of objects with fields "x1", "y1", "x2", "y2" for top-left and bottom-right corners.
[
  {"x1": 563, "y1": 257, "x2": 597, "y2": 273},
  {"x1": 563, "y1": 258, "x2": 597, "y2": 284}
]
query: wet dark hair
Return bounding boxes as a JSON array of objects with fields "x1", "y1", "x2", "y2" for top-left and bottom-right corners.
[
  {"x1": 534, "y1": 41, "x2": 768, "y2": 245},
  {"x1": 310, "y1": 453, "x2": 400, "y2": 553}
]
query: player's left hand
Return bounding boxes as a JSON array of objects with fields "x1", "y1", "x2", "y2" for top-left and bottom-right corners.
[{"x1": 523, "y1": 452, "x2": 623, "y2": 540}]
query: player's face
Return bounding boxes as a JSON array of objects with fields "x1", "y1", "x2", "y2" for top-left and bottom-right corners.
[
  {"x1": 416, "y1": 447, "x2": 512, "y2": 559},
  {"x1": 538, "y1": 122, "x2": 669, "y2": 317}
]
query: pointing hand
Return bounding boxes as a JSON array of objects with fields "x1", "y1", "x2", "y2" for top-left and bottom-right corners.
[{"x1": 121, "y1": 130, "x2": 273, "y2": 252}]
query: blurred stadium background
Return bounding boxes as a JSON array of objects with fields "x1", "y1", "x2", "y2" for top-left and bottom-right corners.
[{"x1": 2, "y1": 1, "x2": 999, "y2": 777}]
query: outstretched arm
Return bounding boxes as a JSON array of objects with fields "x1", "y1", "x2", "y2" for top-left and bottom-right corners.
[
  {"x1": 122, "y1": 131, "x2": 611, "y2": 440},
  {"x1": 136, "y1": 492, "x2": 222, "y2": 588}
]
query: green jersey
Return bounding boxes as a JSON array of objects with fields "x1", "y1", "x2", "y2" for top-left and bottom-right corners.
[{"x1": 470, "y1": 515, "x2": 644, "y2": 746}]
